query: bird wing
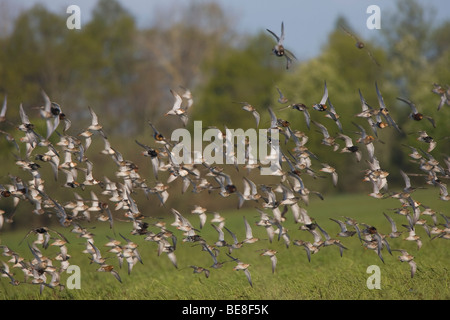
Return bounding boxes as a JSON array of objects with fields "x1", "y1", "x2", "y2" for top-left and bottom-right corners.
[
  {"x1": 312, "y1": 120, "x2": 330, "y2": 138},
  {"x1": 243, "y1": 216, "x2": 253, "y2": 239},
  {"x1": 316, "y1": 223, "x2": 331, "y2": 241},
  {"x1": 41, "y1": 90, "x2": 52, "y2": 113},
  {"x1": 19, "y1": 104, "x2": 30, "y2": 125},
  {"x1": 320, "y1": 81, "x2": 328, "y2": 105},
  {"x1": 167, "y1": 251, "x2": 178, "y2": 269},
  {"x1": 266, "y1": 28, "x2": 280, "y2": 43},
  {"x1": 266, "y1": 225, "x2": 275, "y2": 243},
  {"x1": 399, "y1": 170, "x2": 411, "y2": 190},
  {"x1": 0, "y1": 95, "x2": 7, "y2": 118},
  {"x1": 252, "y1": 110, "x2": 260, "y2": 128},
  {"x1": 88, "y1": 241, "x2": 102, "y2": 259},
  {"x1": 375, "y1": 83, "x2": 401, "y2": 132},
  {"x1": 337, "y1": 133, "x2": 353, "y2": 148},
  {"x1": 330, "y1": 218, "x2": 347, "y2": 233},
  {"x1": 276, "y1": 87, "x2": 287, "y2": 103},
  {"x1": 111, "y1": 269, "x2": 122, "y2": 283},
  {"x1": 88, "y1": 106, "x2": 99, "y2": 126},
  {"x1": 397, "y1": 97, "x2": 418, "y2": 114},
  {"x1": 383, "y1": 212, "x2": 397, "y2": 233},
  {"x1": 268, "y1": 107, "x2": 278, "y2": 129},
  {"x1": 244, "y1": 268, "x2": 253, "y2": 287},
  {"x1": 271, "y1": 255, "x2": 277, "y2": 273},
  {"x1": 424, "y1": 115, "x2": 436, "y2": 128},
  {"x1": 211, "y1": 223, "x2": 225, "y2": 242},
  {"x1": 340, "y1": 25, "x2": 359, "y2": 41},
  {"x1": 279, "y1": 21, "x2": 285, "y2": 43},
  {"x1": 375, "y1": 82, "x2": 387, "y2": 110},
  {"x1": 170, "y1": 89, "x2": 183, "y2": 111},
  {"x1": 409, "y1": 260, "x2": 417, "y2": 278},
  {"x1": 224, "y1": 226, "x2": 239, "y2": 245}
]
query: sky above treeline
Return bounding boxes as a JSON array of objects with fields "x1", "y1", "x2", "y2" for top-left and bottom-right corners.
[{"x1": 10, "y1": 0, "x2": 450, "y2": 60}]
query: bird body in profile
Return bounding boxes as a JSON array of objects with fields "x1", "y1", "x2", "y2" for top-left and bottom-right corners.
[
  {"x1": 189, "y1": 265, "x2": 210, "y2": 278},
  {"x1": 97, "y1": 264, "x2": 122, "y2": 283}
]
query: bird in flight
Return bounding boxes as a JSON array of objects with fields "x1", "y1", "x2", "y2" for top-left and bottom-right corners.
[
  {"x1": 266, "y1": 22, "x2": 297, "y2": 69},
  {"x1": 340, "y1": 25, "x2": 380, "y2": 67}
]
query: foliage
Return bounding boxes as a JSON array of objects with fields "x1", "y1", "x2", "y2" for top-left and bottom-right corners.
[{"x1": 190, "y1": 32, "x2": 285, "y2": 130}]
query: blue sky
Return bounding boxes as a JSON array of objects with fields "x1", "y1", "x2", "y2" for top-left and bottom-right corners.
[{"x1": 12, "y1": 0, "x2": 450, "y2": 60}]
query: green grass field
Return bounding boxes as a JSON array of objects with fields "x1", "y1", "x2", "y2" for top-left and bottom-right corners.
[{"x1": 0, "y1": 189, "x2": 449, "y2": 300}]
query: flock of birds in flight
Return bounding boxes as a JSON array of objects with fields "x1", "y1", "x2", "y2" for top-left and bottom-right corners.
[{"x1": 0, "y1": 22, "x2": 450, "y2": 293}]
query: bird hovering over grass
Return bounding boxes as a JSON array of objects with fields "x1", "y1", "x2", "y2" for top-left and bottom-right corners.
[
  {"x1": 392, "y1": 249, "x2": 417, "y2": 278},
  {"x1": 259, "y1": 249, "x2": 277, "y2": 273},
  {"x1": 383, "y1": 212, "x2": 402, "y2": 239},
  {"x1": 187, "y1": 265, "x2": 210, "y2": 278},
  {"x1": 226, "y1": 253, "x2": 253, "y2": 287}
]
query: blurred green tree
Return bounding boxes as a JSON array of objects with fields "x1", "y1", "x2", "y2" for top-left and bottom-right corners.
[{"x1": 190, "y1": 32, "x2": 285, "y2": 130}]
